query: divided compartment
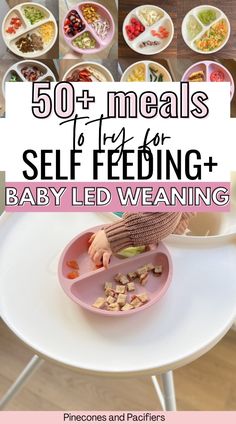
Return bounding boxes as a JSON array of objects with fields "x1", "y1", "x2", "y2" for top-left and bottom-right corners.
[
  {"x1": 20, "y1": 3, "x2": 50, "y2": 25},
  {"x1": 3, "y1": 9, "x2": 27, "y2": 39},
  {"x1": 58, "y1": 226, "x2": 172, "y2": 316},
  {"x1": 196, "y1": 6, "x2": 221, "y2": 26},
  {"x1": 16, "y1": 60, "x2": 51, "y2": 81},
  {"x1": 137, "y1": 5, "x2": 164, "y2": 27},
  {"x1": 182, "y1": 6, "x2": 230, "y2": 54},
  {"x1": 78, "y1": 2, "x2": 114, "y2": 44},
  {"x1": 121, "y1": 60, "x2": 172, "y2": 82},
  {"x1": 123, "y1": 5, "x2": 174, "y2": 55},
  {"x1": 71, "y1": 30, "x2": 100, "y2": 52},
  {"x1": 63, "y1": 9, "x2": 86, "y2": 39}
]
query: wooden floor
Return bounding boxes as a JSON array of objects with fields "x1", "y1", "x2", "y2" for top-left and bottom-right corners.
[{"x1": 0, "y1": 319, "x2": 236, "y2": 411}]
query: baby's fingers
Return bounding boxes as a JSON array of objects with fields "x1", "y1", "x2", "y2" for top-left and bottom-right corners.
[
  {"x1": 93, "y1": 250, "x2": 104, "y2": 265},
  {"x1": 88, "y1": 233, "x2": 96, "y2": 245},
  {"x1": 103, "y1": 251, "x2": 111, "y2": 269}
]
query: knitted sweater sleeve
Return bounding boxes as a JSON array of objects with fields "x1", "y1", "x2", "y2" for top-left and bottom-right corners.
[{"x1": 105, "y1": 212, "x2": 183, "y2": 253}]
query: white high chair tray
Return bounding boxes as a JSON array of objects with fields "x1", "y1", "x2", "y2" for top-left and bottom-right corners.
[{"x1": 0, "y1": 212, "x2": 236, "y2": 376}]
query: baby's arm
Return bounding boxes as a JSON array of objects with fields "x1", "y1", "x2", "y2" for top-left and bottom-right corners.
[{"x1": 89, "y1": 212, "x2": 192, "y2": 268}]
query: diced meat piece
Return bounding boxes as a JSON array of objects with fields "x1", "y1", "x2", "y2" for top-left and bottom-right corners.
[
  {"x1": 115, "y1": 285, "x2": 126, "y2": 294},
  {"x1": 92, "y1": 297, "x2": 106, "y2": 309},
  {"x1": 108, "y1": 302, "x2": 120, "y2": 311},
  {"x1": 119, "y1": 275, "x2": 129, "y2": 285},
  {"x1": 106, "y1": 295, "x2": 116, "y2": 305},
  {"x1": 136, "y1": 265, "x2": 148, "y2": 276},
  {"x1": 114, "y1": 273, "x2": 123, "y2": 282},
  {"x1": 130, "y1": 296, "x2": 143, "y2": 308},
  {"x1": 153, "y1": 265, "x2": 163, "y2": 276},
  {"x1": 127, "y1": 271, "x2": 137, "y2": 280},
  {"x1": 104, "y1": 281, "x2": 113, "y2": 290},
  {"x1": 117, "y1": 293, "x2": 127, "y2": 306},
  {"x1": 137, "y1": 292, "x2": 149, "y2": 303},
  {"x1": 146, "y1": 263, "x2": 154, "y2": 271},
  {"x1": 105, "y1": 288, "x2": 116, "y2": 297},
  {"x1": 127, "y1": 282, "x2": 135, "y2": 291},
  {"x1": 121, "y1": 303, "x2": 134, "y2": 311},
  {"x1": 139, "y1": 272, "x2": 148, "y2": 286}
]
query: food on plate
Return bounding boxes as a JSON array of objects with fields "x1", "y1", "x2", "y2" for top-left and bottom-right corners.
[
  {"x1": 125, "y1": 17, "x2": 145, "y2": 41},
  {"x1": 187, "y1": 16, "x2": 202, "y2": 40},
  {"x1": 119, "y1": 246, "x2": 146, "y2": 257},
  {"x1": 139, "y1": 40, "x2": 160, "y2": 48},
  {"x1": 15, "y1": 33, "x2": 44, "y2": 53},
  {"x1": 198, "y1": 9, "x2": 217, "y2": 26},
  {"x1": 23, "y1": 6, "x2": 45, "y2": 25},
  {"x1": 72, "y1": 32, "x2": 96, "y2": 49},
  {"x1": 9, "y1": 71, "x2": 21, "y2": 82},
  {"x1": 127, "y1": 63, "x2": 145, "y2": 82},
  {"x1": 91, "y1": 19, "x2": 110, "y2": 39},
  {"x1": 92, "y1": 262, "x2": 162, "y2": 312},
  {"x1": 81, "y1": 4, "x2": 100, "y2": 23},
  {"x1": 64, "y1": 10, "x2": 85, "y2": 37},
  {"x1": 93, "y1": 297, "x2": 106, "y2": 309},
  {"x1": 138, "y1": 7, "x2": 162, "y2": 26},
  {"x1": 67, "y1": 270, "x2": 79, "y2": 279},
  {"x1": 151, "y1": 26, "x2": 169, "y2": 39},
  {"x1": 194, "y1": 20, "x2": 228, "y2": 52},
  {"x1": 5, "y1": 16, "x2": 22, "y2": 35},
  {"x1": 153, "y1": 265, "x2": 163, "y2": 276},
  {"x1": 66, "y1": 66, "x2": 107, "y2": 82},
  {"x1": 210, "y1": 70, "x2": 225, "y2": 82},
  {"x1": 188, "y1": 70, "x2": 205, "y2": 82},
  {"x1": 127, "y1": 282, "x2": 135, "y2": 291},
  {"x1": 66, "y1": 260, "x2": 79, "y2": 270},
  {"x1": 38, "y1": 22, "x2": 55, "y2": 43},
  {"x1": 149, "y1": 64, "x2": 164, "y2": 82},
  {"x1": 21, "y1": 65, "x2": 43, "y2": 81}
]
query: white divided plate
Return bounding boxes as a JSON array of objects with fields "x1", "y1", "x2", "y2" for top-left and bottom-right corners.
[
  {"x1": 121, "y1": 60, "x2": 172, "y2": 82},
  {"x1": 123, "y1": 5, "x2": 174, "y2": 55},
  {"x1": 181, "y1": 60, "x2": 235, "y2": 100},
  {"x1": 2, "y1": 60, "x2": 57, "y2": 97},
  {"x1": 2, "y1": 2, "x2": 58, "y2": 58},
  {"x1": 63, "y1": 62, "x2": 114, "y2": 82},
  {"x1": 182, "y1": 5, "x2": 230, "y2": 54}
]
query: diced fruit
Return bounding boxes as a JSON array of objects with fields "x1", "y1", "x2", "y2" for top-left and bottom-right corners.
[
  {"x1": 66, "y1": 260, "x2": 79, "y2": 270},
  {"x1": 67, "y1": 270, "x2": 79, "y2": 279}
]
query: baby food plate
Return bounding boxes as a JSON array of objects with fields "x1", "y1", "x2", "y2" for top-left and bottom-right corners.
[
  {"x1": 2, "y1": 59, "x2": 57, "y2": 97},
  {"x1": 62, "y1": 1, "x2": 115, "y2": 55},
  {"x1": 182, "y1": 5, "x2": 230, "y2": 54},
  {"x1": 63, "y1": 61, "x2": 114, "y2": 82},
  {"x1": 122, "y1": 5, "x2": 174, "y2": 55},
  {"x1": 181, "y1": 60, "x2": 234, "y2": 100},
  {"x1": 58, "y1": 225, "x2": 172, "y2": 317},
  {"x1": 121, "y1": 60, "x2": 172, "y2": 82},
  {"x1": 2, "y1": 2, "x2": 58, "y2": 58}
]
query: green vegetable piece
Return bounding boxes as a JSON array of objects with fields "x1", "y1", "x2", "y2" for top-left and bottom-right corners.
[
  {"x1": 158, "y1": 73, "x2": 163, "y2": 82},
  {"x1": 198, "y1": 9, "x2": 217, "y2": 26}
]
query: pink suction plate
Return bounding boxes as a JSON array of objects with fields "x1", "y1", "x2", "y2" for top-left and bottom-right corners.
[{"x1": 58, "y1": 225, "x2": 173, "y2": 316}]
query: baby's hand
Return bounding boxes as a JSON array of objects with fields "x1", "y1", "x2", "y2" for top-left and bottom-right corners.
[{"x1": 88, "y1": 230, "x2": 112, "y2": 268}]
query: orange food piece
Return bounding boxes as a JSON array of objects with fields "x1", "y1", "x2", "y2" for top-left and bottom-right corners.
[
  {"x1": 67, "y1": 260, "x2": 79, "y2": 269},
  {"x1": 67, "y1": 270, "x2": 79, "y2": 279},
  {"x1": 96, "y1": 264, "x2": 103, "y2": 269}
]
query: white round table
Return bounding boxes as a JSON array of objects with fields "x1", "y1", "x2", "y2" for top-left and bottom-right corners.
[{"x1": 0, "y1": 212, "x2": 236, "y2": 410}]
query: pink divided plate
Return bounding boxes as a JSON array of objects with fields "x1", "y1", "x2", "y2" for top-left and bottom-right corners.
[
  {"x1": 58, "y1": 225, "x2": 173, "y2": 317},
  {"x1": 182, "y1": 60, "x2": 235, "y2": 100},
  {"x1": 62, "y1": 2, "x2": 115, "y2": 55}
]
